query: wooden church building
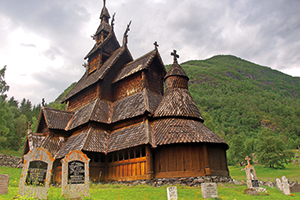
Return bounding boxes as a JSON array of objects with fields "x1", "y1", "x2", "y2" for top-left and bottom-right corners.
[{"x1": 22, "y1": 2, "x2": 229, "y2": 183}]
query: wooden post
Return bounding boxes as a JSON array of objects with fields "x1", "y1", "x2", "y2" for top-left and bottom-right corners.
[
  {"x1": 146, "y1": 145, "x2": 154, "y2": 179},
  {"x1": 203, "y1": 145, "x2": 210, "y2": 175},
  {"x1": 104, "y1": 154, "x2": 109, "y2": 182}
]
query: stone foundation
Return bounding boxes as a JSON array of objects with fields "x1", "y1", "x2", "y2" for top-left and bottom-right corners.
[
  {"x1": 0, "y1": 154, "x2": 22, "y2": 168},
  {"x1": 104, "y1": 176, "x2": 233, "y2": 187}
]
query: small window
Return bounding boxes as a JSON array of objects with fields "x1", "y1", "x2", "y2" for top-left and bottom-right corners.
[
  {"x1": 124, "y1": 151, "x2": 129, "y2": 160},
  {"x1": 142, "y1": 147, "x2": 146, "y2": 157},
  {"x1": 130, "y1": 150, "x2": 135, "y2": 159},
  {"x1": 119, "y1": 152, "x2": 124, "y2": 161},
  {"x1": 113, "y1": 153, "x2": 118, "y2": 162},
  {"x1": 136, "y1": 148, "x2": 141, "y2": 158}
]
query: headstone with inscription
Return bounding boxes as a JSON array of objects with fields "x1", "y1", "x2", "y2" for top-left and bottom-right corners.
[
  {"x1": 18, "y1": 147, "x2": 54, "y2": 199},
  {"x1": 61, "y1": 150, "x2": 90, "y2": 199},
  {"x1": 0, "y1": 174, "x2": 10, "y2": 194},
  {"x1": 167, "y1": 186, "x2": 178, "y2": 200},
  {"x1": 281, "y1": 176, "x2": 290, "y2": 195},
  {"x1": 201, "y1": 183, "x2": 218, "y2": 199}
]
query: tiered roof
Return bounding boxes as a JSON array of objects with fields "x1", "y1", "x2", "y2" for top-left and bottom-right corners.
[{"x1": 25, "y1": 2, "x2": 228, "y2": 160}]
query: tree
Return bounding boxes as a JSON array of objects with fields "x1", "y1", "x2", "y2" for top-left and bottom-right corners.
[
  {"x1": 0, "y1": 66, "x2": 9, "y2": 149},
  {"x1": 256, "y1": 128, "x2": 293, "y2": 168}
]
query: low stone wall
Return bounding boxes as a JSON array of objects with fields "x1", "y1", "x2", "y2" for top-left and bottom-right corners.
[
  {"x1": 0, "y1": 154, "x2": 22, "y2": 168},
  {"x1": 106, "y1": 176, "x2": 233, "y2": 187}
]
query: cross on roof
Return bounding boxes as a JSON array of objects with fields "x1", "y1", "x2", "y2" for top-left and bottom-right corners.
[
  {"x1": 154, "y1": 41, "x2": 159, "y2": 50},
  {"x1": 171, "y1": 49, "x2": 179, "y2": 62},
  {"x1": 245, "y1": 156, "x2": 251, "y2": 166}
]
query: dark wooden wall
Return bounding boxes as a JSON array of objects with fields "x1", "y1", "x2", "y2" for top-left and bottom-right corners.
[
  {"x1": 68, "y1": 85, "x2": 99, "y2": 111},
  {"x1": 153, "y1": 144, "x2": 229, "y2": 178},
  {"x1": 207, "y1": 145, "x2": 229, "y2": 176},
  {"x1": 154, "y1": 144, "x2": 206, "y2": 178},
  {"x1": 113, "y1": 73, "x2": 144, "y2": 101},
  {"x1": 147, "y1": 63, "x2": 164, "y2": 95}
]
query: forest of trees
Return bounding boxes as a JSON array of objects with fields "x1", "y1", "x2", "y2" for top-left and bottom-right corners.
[{"x1": 0, "y1": 55, "x2": 299, "y2": 167}]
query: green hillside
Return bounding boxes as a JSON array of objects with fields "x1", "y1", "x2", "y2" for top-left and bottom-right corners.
[{"x1": 177, "y1": 55, "x2": 299, "y2": 166}]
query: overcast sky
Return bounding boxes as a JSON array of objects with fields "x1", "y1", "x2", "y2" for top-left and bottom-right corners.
[{"x1": 1, "y1": 0, "x2": 300, "y2": 105}]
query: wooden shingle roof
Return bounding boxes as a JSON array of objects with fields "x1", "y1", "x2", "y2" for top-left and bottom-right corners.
[
  {"x1": 107, "y1": 121, "x2": 152, "y2": 153},
  {"x1": 41, "y1": 136, "x2": 65, "y2": 157},
  {"x1": 152, "y1": 118, "x2": 228, "y2": 149},
  {"x1": 164, "y1": 61, "x2": 188, "y2": 80},
  {"x1": 82, "y1": 127, "x2": 109, "y2": 153},
  {"x1": 154, "y1": 88, "x2": 203, "y2": 121},
  {"x1": 111, "y1": 89, "x2": 162, "y2": 123},
  {"x1": 113, "y1": 49, "x2": 165, "y2": 83},
  {"x1": 56, "y1": 131, "x2": 89, "y2": 158},
  {"x1": 66, "y1": 98, "x2": 112, "y2": 130},
  {"x1": 41, "y1": 107, "x2": 74, "y2": 130}
]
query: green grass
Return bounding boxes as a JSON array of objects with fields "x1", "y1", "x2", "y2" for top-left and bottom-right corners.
[
  {"x1": 1, "y1": 164, "x2": 300, "y2": 199},
  {"x1": 229, "y1": 164, "x2": 300, "y2": 182}
]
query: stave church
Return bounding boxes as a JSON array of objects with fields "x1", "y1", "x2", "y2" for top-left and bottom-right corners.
[{"x1": 22, "y1": 1, "x2": 229, "y2": 183}]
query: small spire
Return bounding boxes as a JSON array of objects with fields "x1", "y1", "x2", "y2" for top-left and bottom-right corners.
[
  {"x1": 111, "y1": 12, "x2": 116, "y2": 28},
  {"x1": 171, "y1": 49, "x2": 179, "y2": 63},
  {"x1": 103, "y1": 0, "x2": 106, "y2": 7},
  {"x1": 42, "y1": 98, "x2": 45, "y2": 107},
  {"x1": 154, "y1": 41, "x2": 159, "y2": 50},
  {"x1": 123, "y1": 21, "x2": 132, "y2": 46}
]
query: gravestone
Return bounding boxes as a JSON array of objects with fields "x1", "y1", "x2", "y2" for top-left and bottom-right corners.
[
  {"x1": 290, "y1": 181, "x2": 300, "y2": 193},
  {"x1": 281, "y1": 176, "x2": 290, "y2": 195},
  {"x1": 167, "y1": 186, "x2": 178, "y2": 200},
  {"x1": 61, "y1": 150, "x2": 90, "y2": 199},
  {"x1": 201, "y1": 183, "x2": 218, "y2": 199},
  {"x1": 0, "y1": 174, "x2": 10, "y2": 194},
  {"x1": 19, "y1": 147, "x2": 54, "y2": 199},
  {"x1": 242, "y1": 156, "x2": 259, "y2": 188},
  {"x1": 276, "y1": 178, "x2": 282, "y2": 191}
]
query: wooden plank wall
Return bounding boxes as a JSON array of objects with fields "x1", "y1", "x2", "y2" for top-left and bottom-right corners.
[
  {"x1": 154, "y1": 144, "x2": 206, "y2": 178},
  {"x1": 147, "y1": 63, "x2": 164, "y2": 95},
  {"x1": 106, "y1": 146, "x2": 151, "y2": 181},
  {"x1": 68, "y1": 86, "x2": 98, "y2": 111},
  {"x1": 113, "y1": 73, "x2": 143, "y2": 101},
  {"x1": 207, "y1": 146, "x2": 229, "y2": 176}
]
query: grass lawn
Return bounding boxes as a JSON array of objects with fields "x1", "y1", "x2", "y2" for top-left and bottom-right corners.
[{"x1": 1, "y1": 164, "x2": 300, "y2": 200}]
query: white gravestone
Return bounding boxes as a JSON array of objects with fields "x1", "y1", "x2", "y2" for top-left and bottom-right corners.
[
  {"x1": 167, "y1": 186, "x2": 178, "y2": 200},
  {"x1": 18, "y1": 147, "x2": 54, "y2": 199},
  {"x1": 276, "y1": 178, "x2": 282, "y2": 191},
  {"x1": 281, "y1": 176, "x2": 290, "y2": 195},
  {"x1": 61, "y1": 150, "x2": 90, "y2": 199},
  {"x1": 201, "y1": 183, "x2": 218, "y2": 199}
]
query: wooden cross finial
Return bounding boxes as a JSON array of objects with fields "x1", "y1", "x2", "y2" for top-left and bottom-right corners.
[
  {"x1": 245, "y1": 156, "x2": 251, "y2": 166},
  {"x1": 171, "y1": 49, "x2": 179, "y2": 62},
  {"x1": 154, "y1": 41, "x2": 159, "y2": 50}
]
